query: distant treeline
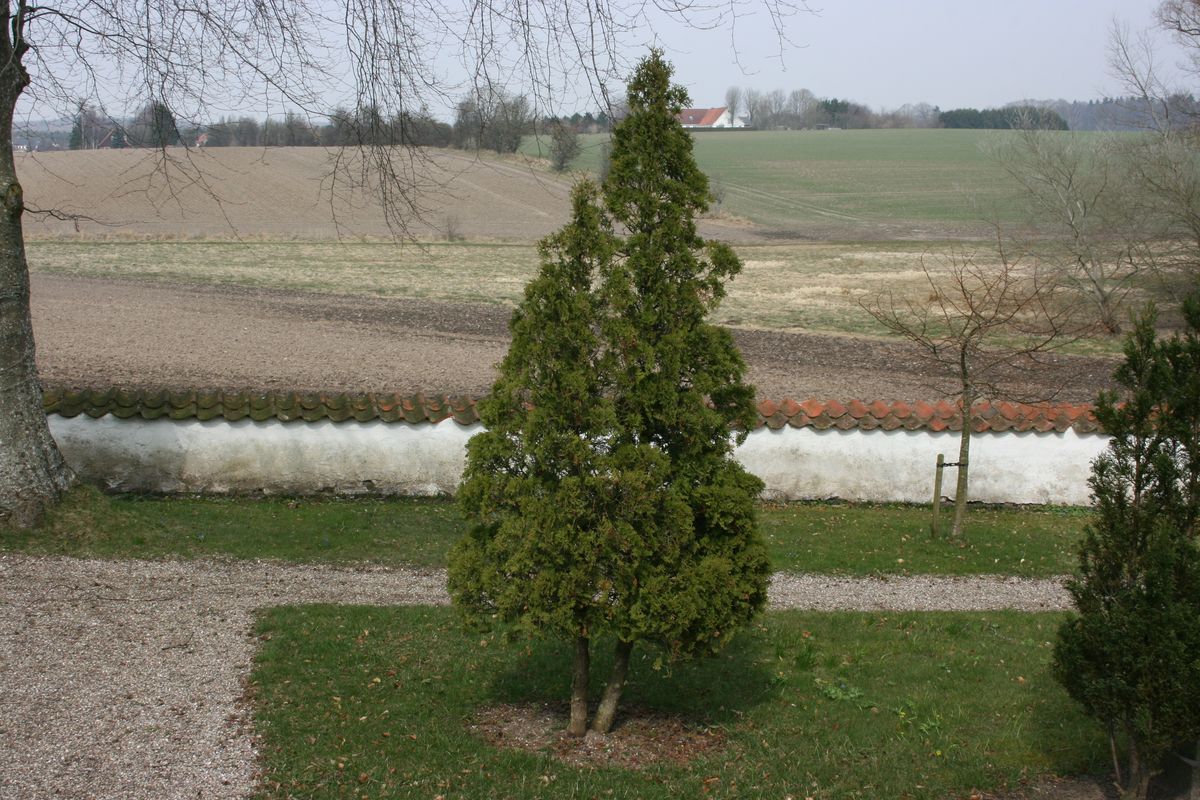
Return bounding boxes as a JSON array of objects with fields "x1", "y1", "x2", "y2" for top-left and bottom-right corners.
[
  {"x1": 722, "y1": 86, "x2": 1200, "y2": 131},
  {"x1": 939, "y1": 106, "x2": 1068, "y2": 131},
  {"x1": 20, "y1": 90, "x2": 1198, "y2": 153}
]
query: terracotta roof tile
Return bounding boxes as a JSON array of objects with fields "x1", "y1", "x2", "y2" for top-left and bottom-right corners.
[
  {"x1": 810, "y1": 414, "x2": 836, "y2": 430},
  {"x1": 975, "y1": 401, "x2": 998, "y2": 419},
  {"x1": 934, "y1": 400, "x2": 959, "y2": 419},
  {"x1": 800, "y1": 398, "x2": 825, "y2": 418},
  {"x1": 40, "y1": 386, "x2": 1106, "y2": 436},
  {"x1": 988, "y1": 416, "x2": 1013, "y2": 433},
  {"x1": 834, "y1": 414, "x2": 858, "y2": 431}
]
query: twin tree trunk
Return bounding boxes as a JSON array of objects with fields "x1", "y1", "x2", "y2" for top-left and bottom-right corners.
[
  {"x1": 0, "y1": 61, "x2": 73, "y2": 527},
  {"x1": 568, "y1": 636, "x2": 634, "y2": 736}
]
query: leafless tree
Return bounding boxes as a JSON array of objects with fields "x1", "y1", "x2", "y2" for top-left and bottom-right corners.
[
  {"x1": 786, "y1": 87, "x2": 817, "y2": 118},
  {"x1": 0, "y1": 0, "x2": 805, "y2": 527},
  {"x1": 861, "y1": 241, "x2": 1081, "y2": 539},
  {"x1": 991, "y1": 126, "x2": 1152, "y2": 334},
  {"x1": 724, "y1": 85, "x2": 742, "y2": 122},
  {"x1": 743, "y1": 88, "x2": 765, "y2": 127},
  {"x1": 1107, "y1": 14, "x2": 1200, "y2": 305},
  {"x1": 69, "y1": 102, "x2": 107, "y2": 149}
]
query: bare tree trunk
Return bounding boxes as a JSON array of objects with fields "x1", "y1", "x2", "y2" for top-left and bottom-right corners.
[
  {"x1": 0, "y1": 37, "x2": 73, "y2": 528},
  {"x1": 567, "y1": 635, "x2": 590, "y2": 737},
  {"x1": 950, "y1": 394, "x2": 972, "y2": 540},
  {"x1": 589, "y1": 639, "x2": 633, "y2": 735}
]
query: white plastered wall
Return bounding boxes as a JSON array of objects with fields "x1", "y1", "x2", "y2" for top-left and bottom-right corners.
[
  {"x1": 50, "y1": 416, "x2": 479, "y2": 496},
  {"x1": 49, "y1": 416, "x2": 1110, "y2": 505},
  {"x1": 736, "y1": 425, "x2": 1108, "y2": 507}
]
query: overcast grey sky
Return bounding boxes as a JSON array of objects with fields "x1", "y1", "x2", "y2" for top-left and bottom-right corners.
[
  {"x1": 648, "y1": 0, "x2": 1176, "y2": 111},
  {"x1": 18, "y1": 1, "x2": 1185, "y2": 124}
]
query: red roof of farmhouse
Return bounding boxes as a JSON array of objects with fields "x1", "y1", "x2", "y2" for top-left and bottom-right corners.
[
  {"x1": 677, "y1": 107, "x2": 727, "y2": 126},
  {"x1": 42, "y1": 386, "x2": 1104, "y2": 434}
]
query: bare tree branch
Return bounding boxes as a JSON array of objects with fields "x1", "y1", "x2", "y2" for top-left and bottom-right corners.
[{"x1": 860, "y1": 238, "x2": 1085, "y2": 538}]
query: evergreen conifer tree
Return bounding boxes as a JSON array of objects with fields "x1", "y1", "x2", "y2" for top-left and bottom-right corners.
[
  {"x1": 448, "y1": 51, "x2": 769, "y2": 736},
  {"x1": 1053, "y1": 298, "x2": 1200, "y2": 800},
  {"x1": 68, "y1": 118, "x2": 83, "y2": 150}
]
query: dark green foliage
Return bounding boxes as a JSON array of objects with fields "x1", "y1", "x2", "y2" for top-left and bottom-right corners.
[
  {"x1": 128, "y1": 101, "x2": 180, "y2": 147},
  {"x1": 1053, "y1": 298, "x2": 1200, "y2": 799},
  {"x1": 449, "y1": 51, "x2": 769, "y2": 725},
  {"x1": 940, "y1": 105, "x2": 1068, "y2": 130}
]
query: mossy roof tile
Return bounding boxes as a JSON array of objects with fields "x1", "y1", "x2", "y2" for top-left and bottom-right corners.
[{"x1": 168, "y1": 390, "x2": 195, "y2": 409}]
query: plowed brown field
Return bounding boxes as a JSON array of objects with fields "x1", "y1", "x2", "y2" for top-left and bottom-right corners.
[
  {"x1": 20, "y1": 146, "x2": 1118, "y2": 402},
  {"x1": 18, "y1": 146, "x2": 765, "y2": 243},
  {"x1": 31, "y1": 273, "x2": 1115, "y2": 402}
]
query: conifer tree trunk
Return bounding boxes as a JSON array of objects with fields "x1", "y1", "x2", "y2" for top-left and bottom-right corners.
[
  {"x1": 567, "y1": 635, "x2": 590, "y2": 737},
  {"x1": 589, "y1": 639, "x2": 633, "y2": 734},
  {"x1": 1188, "y1": 738, "x2": 1199, "y2": 800},
  {"x1": 0, "y1": 28, "x2": 73, "y2": 528}
]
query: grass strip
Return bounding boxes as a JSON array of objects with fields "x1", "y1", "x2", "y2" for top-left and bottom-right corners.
[
  {"x1": 0, "y1": 487, "x2": 1088, "y2": 577},
  {"x1": 251, "y1": 605, "x2": 1105, "y2": 799}
]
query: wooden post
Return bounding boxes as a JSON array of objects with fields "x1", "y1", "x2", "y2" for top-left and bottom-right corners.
[{"x1": 931, "y1": 453, "x2": 945, "y2": 539}]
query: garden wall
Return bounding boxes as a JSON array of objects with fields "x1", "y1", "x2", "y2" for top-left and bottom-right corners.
[{"x1": 44, "y1": 389, "x2": 1110, "y2": 506}]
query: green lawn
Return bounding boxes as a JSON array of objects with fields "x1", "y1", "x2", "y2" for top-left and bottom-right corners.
[
  {"x1": 1, "y1": 488, "x2": 1088, "y2": 577},
  {"x1": 251, "y1": 605, "x2": 1106, "y2": 799},
  {"x1": 524, "y1": 129, "x2": 1080, "y2": 232}
]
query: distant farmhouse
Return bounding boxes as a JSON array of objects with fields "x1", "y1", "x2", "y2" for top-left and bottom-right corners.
[{"x1": 677, "y1": 107, "x2": 745, "y2": 129}]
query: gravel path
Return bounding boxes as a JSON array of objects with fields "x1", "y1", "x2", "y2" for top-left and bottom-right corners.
[{"x1": 0, "y1": 553, "x2": 1071, "y2": 800}]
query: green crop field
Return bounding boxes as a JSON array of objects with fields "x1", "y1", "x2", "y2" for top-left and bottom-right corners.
[{"x1": 524, "y1": 128, "x2": 1124, "y2": 238}]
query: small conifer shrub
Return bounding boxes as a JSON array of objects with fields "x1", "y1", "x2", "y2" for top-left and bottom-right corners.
[
  {"x1": 448, "y1": 51, "x2": 769, "y2": 736},
  {"x1": 1053, "y1": 298, "x2": 1200, "y2": 800}
]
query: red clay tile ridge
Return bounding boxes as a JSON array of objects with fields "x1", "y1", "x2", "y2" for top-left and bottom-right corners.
[
  {"x1": 753, "y1": 398, "x2": 1101, "y2": 435},
  {"x1": 41, "y1": 385, "x2": 1103, "y2": 434}
]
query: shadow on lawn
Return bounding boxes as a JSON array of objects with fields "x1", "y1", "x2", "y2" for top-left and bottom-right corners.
[{"x1": 483, "y1": 626, "x2": 778, "y2": 729}]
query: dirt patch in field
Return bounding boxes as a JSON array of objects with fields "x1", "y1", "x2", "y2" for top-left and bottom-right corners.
[
  {"x1": 469, "y1": 703, "x2": 727, "y2": 770},
  {"x1": 31, "y1": 273, "x2": 1116, "y2": 402}
]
